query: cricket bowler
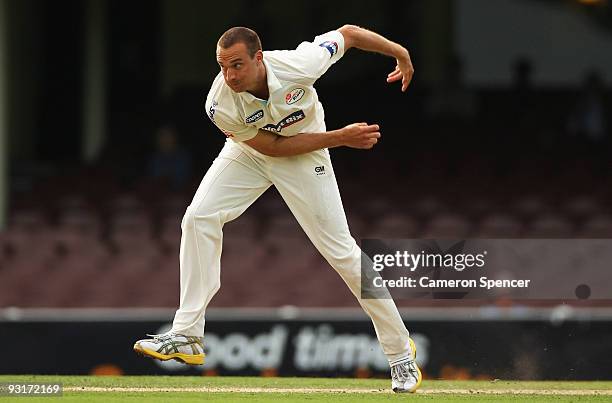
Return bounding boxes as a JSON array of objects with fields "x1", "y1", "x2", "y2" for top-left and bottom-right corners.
[{"x1": 134, "y1": 24, "x2": 422, "y2": 393}]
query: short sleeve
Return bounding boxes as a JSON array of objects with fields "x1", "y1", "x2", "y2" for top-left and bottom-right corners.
[
  {"x1": 205, "y1": 97, "x2": 258, "y2": 143},
  {"x1": 291, "y1": 30, "x2": 345, "y2": 83}
]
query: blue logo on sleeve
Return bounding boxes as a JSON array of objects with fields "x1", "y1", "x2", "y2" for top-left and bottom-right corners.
[
  {"x1": 319, "y1": 41, "x2": 338, "y2": 57},
  {"x1": 207, "y1": 100, "x2": 218, "y2": 122}
]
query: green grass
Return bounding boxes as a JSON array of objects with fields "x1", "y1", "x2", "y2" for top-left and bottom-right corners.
[{"x1": 1, "y1": 375, "x2": 612, "y2": 402}]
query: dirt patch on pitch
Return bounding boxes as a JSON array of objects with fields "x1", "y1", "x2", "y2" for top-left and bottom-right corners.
[{"x1": 64, "y1": 387, "x2": 612, "y2": 395}]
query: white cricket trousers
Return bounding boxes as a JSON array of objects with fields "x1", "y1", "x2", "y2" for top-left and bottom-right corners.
[{"x1": 171, "y1": 140, "x2": 412, "y2": 363}]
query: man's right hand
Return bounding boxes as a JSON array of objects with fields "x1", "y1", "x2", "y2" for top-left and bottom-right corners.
[
  {"x1": 242, "y1": 122, "x2": 381, "y2": 157},
  {"x1": 339, "y1": 123, "x2": 381, "y2": 149}
]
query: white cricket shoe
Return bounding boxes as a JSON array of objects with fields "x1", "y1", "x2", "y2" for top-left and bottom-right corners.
[
  {"x1": 133, "y1": 333, "x2": 204, "y2": 365},
  {"x1": 391, "y1": 338, "x2": 423, "y2": 393}
]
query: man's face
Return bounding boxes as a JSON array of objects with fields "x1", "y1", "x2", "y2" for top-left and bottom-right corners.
[{"x1": 216, "y1": 42, "x2": 262, "y2": 93}]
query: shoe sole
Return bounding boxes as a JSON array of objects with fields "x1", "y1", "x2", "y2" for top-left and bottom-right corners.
[
  {"x1": 393, "y1": 338, "x2": 423, "y2": 394},
  {"x1": 133, "y1": 342, "x2": 205, "y2": 365}
]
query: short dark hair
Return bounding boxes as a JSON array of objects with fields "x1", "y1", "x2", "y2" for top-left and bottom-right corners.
[{"x1": 218, "y1": 27, "x2": 262, "y2": 58}]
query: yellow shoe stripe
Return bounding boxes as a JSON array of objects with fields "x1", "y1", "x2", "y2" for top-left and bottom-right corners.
[
  {"x1": 409, "y1": 338, "x2": 417, "y2": 360},
  {"x1": 134, "y1": 343, "x2": 205, "y2": 365},
  {"x1": 408, "y1": 338, "x2": 423, "y2": 393}
]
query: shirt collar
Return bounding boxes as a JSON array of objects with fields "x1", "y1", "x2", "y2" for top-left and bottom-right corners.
[{"x1": 239, "y1": 57, "x2": 282, "y2": 104}]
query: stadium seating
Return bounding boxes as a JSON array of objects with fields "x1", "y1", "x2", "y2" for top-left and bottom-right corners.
[{"x1": 1, "y1": 154, "x2": 611, "y2": 308}]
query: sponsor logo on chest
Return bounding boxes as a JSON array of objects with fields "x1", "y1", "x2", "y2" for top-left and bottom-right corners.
[
  {"x1": 262, "y1": 110, "x2": 306, "y2": 133},
  {"x1": 245, "y1": 109, "x2": 264, "y2": 124},
  {"x1": 285, "y1": 88, "x2": 305, "y2": 105}
]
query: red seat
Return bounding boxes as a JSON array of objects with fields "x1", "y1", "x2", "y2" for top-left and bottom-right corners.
[
  {"x1": 525, "y1": 215, "x2": 574, "y2": 238},
  {"x1": 475, "y1": 213, "x2": 522, "y2": 238},
  {"x1": 577, "y1": 214, "x2": 612, "y2": 238},
  {"x1": 422, "y1": 213, "x2": 472, "y2": 238},
  {"x1": 368, "y1": 213, "x2": 420, "y2": 238}
]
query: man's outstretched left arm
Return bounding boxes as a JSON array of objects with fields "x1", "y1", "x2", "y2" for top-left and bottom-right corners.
[{"x1": 337, "y1": 24, "x2": 414, "y2": 92}]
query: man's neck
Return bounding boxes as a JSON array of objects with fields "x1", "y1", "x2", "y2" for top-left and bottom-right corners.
[{"x1": 248, "y1": 64, "x2": 269, "y2": 100}]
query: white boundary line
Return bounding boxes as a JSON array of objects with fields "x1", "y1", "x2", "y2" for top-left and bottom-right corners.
[{"x1": 62, "y1": 386, "x2": 612, "y2": 395}]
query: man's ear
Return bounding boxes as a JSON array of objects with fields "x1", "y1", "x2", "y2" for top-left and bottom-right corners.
[{"x1": 255, "y1": 49, "x2": 264, "y2": 62}]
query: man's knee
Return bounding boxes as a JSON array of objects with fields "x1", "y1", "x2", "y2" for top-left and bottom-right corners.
[{"x1": 181, "y1": 204, "x2": 223, "y2": 231}]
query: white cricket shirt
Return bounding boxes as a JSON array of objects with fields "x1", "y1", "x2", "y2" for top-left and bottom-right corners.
[{"x1": 205, "y1": 30, "x2": 346, "y2": 143}]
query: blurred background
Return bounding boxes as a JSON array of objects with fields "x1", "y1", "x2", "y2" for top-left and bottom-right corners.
[{"x1": 1, "y1": 0, "x2": 611, "y2": 380}]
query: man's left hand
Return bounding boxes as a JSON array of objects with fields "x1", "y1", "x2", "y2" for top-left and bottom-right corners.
[{"x1": 387, "y1": 48, "x2": 414, "y2": 92}]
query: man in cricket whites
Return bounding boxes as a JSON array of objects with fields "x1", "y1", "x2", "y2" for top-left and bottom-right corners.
[{"x1": 134, "y1": 24, "x2": 421, "y2": 393}]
